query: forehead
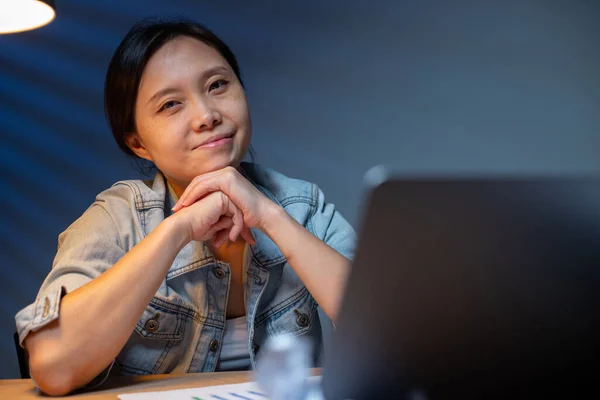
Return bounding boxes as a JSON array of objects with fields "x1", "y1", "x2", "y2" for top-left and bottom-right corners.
[{"x1": 138, "y1": 36, "x2": 230, "y2": 94}]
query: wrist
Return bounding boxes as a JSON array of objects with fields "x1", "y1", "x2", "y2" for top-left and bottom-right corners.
[
  {"x1": 260, "y1": 202, "x2": 289, "y2": 238},
  {"x1": 160, "y1": 214, "x2": 192, "y2": 250}
]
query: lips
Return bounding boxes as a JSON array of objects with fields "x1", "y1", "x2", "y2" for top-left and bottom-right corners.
[{"x1": 195, "y1": 133, "x2": 234, "y2": 148}]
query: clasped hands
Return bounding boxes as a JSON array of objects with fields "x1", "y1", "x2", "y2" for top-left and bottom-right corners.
[{"x1": 171, "y1": 167, "x2": 276, "y2": 248}]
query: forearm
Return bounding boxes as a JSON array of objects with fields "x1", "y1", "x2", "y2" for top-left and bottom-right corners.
[
  {"x1": 262, "y1": 206, "x2": 351, "y2": 321},
  {"x1": 25, "y1": 217, "x2": 189, "y2": 396}
]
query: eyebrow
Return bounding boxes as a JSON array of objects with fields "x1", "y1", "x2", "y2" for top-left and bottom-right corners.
[{"x1": 146, "y1": 65, "x2": 231, "y2": 107}]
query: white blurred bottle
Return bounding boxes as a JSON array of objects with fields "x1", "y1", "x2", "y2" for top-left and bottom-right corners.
[{"x1": 254, "y1": 333, "x2": 324, "y2": 400}]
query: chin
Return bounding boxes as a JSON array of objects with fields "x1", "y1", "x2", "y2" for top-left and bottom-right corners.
[{"x1": 198, "y1": 155, "x2": 242, "y2": 175}]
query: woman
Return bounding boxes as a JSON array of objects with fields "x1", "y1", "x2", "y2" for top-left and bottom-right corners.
[{"x1": 15, "y1": 18, "x2": 355, "y2": 396}]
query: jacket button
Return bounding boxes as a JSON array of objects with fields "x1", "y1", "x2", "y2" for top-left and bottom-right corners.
[
  {"x1": 213, "y1": 267, "x2": 226, "y2": 279},
  {"x1": 295, "y1": 310, "x2": 310, "y2": 328},
  {"x1": 209, "y1": 339, "x2": 220, "y2": 352},
  {"x1": 144, "y1": 312, "x2": 160, "y2": 333},
  {"x1": 145, "y1": 319, "x2": 159, "y2": 332}
]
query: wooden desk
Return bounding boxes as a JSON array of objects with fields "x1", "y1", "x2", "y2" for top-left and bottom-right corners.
[{"x1": 0, "y1": 371, "x2": 262, "y2": 399}]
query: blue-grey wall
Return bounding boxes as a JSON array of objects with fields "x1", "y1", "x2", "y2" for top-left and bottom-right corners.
[{"x1": 1, "y1": 0, "x2": 599, "y2": 378}]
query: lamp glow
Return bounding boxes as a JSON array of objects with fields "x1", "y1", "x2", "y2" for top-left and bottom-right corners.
[{"x1": 0, "y1": 0, "x2": 55, "y2": 34}]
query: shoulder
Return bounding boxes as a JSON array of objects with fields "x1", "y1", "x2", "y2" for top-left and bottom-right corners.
[
  {"x1": 96, "y1": 175, "x2": 161, "y2": 204},
  {"x1": 62, "y1": 173, "x2": 167, "y2": 246},
  {"x1": 242, "y1": 162, "x2": 356, "y2": 258},
  {"x1": 94, "y1": 173, "x2": 166, "y2": 214},
  {"x1": 240, "y1": 162, "x2": 317, "y2": 208}
]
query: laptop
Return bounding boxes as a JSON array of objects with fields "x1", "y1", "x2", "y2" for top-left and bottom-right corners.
[{"x1": 321, "y1": 167, "x2": 600, "y2": 399}]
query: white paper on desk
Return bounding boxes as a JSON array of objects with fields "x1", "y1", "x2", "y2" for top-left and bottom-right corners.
[
  {"x1": 118, "y1": 376, "x2": 323, "y2": 400},
  {"x1": 118, "y1": 381, "x2": 268, "y2": 400}
]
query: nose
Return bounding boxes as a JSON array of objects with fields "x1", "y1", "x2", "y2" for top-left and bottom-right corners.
[{"x1": 191, "y1": 99, "x2": 222, "y2": 132}]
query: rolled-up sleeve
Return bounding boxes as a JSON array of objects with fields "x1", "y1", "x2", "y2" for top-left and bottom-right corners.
[
  {"x1": 15, "y1": 203, "x2": 126, "y2": 347},
  {"x1": 310, "y1": 184, "x2": 357, "y2": 261}
]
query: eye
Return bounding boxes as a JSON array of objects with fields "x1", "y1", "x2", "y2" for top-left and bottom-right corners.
[
  {"x1": 159, "y1": 100, "x2": 180, "y2": 112},
  {"x1": 209, "y1": 79, "x2": 228, "y2": 92}
]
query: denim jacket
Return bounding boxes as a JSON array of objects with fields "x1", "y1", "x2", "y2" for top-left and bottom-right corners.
[{"x1": 15, "y1": 162, "x2": 355, "y2": 379}]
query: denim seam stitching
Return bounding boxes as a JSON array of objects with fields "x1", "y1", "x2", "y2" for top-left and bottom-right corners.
[
  {"x1": 166, "y1": 257, "x2": 214, "y2": 280},
  {"x1": 254, "y1": 286, "x2": 309, "y2": 326},
  {"x1": 148, "y1": 298, "x2": 224, "y2": 327},
  {"x1": 252, "y1": 255, "x2": 286, "y2": 268},
  {"x1": 153, "y1": 336, "x2": 175, "y2": 372},
  {"x1": 270, "y1": 289, "x2": 316, "y2": 324},
  {"x1": 280, "y1": 195, "x2": 315, "y2": 208}
]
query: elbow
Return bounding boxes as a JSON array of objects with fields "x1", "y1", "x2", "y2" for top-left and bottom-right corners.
[
  {"x1": 29, "y1": 351, "x2": 78, "y2": 396},
  {"x1": 37, "y1": 380, "x2": 76, "y2": 397}
]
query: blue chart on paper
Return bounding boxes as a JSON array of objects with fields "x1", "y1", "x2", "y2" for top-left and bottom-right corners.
[{"x1": 118, "y1": 376, "x2": 323, "y2": 400}]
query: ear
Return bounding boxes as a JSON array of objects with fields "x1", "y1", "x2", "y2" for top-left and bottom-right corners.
[{"x1": 124, "y1": 133, "x2": 152, "y2": 162}]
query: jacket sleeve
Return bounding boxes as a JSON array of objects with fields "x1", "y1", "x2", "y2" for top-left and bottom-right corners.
[
  {"x1": 309, "y1": 183, "x2": 357, "y2": 261},
  {"x1": 14, "y1": 203, "x2": 126, "y2": 347}
]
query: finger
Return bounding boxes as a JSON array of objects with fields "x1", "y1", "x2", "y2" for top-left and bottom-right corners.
[
  {"x1": 240, "y1": 226, "x2": 256, "y2": 245},
  {"x1": 213, "y1": 229, "x2": 230, "y2": 249},
  {"x1": 174, "y1": 169, "x2": 238, "y2": 211},
  {"x1": 173, "y1": 172, "x2": 222, "y2": 211},
  {"x1": 172, "y1": 192, "x2": 212, "y2": 213},
  {"x1": 222, "y1": 193, "x2": 244, "y2": 243},
  {"x1": 228, "y1": 207, "x2": 243, "y2": 243},
  {"x1": 206, "y1": 216, "x2": 234, "y2": 237}
]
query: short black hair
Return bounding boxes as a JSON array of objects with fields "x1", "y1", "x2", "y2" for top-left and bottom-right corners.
[{"x1": 104, "y1": 18, "x2": 243, "y2": 160}]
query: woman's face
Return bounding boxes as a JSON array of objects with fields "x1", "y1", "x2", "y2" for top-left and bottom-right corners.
[{"x1": 128, "y1": 36, "x2": 251, "y2": 196}]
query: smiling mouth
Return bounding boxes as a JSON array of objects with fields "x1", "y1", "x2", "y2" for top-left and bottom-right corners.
[{"x1": 196, "y1": 133, "x2": 235, "y2": 149}]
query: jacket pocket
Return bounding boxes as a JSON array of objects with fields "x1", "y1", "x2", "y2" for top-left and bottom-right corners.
[
  {"x1": 115, "y1": 299, "x2": 187, "y2": 375},
  {"x1": 258, "y1": 286, "x2": 318, "y2": 337}
]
